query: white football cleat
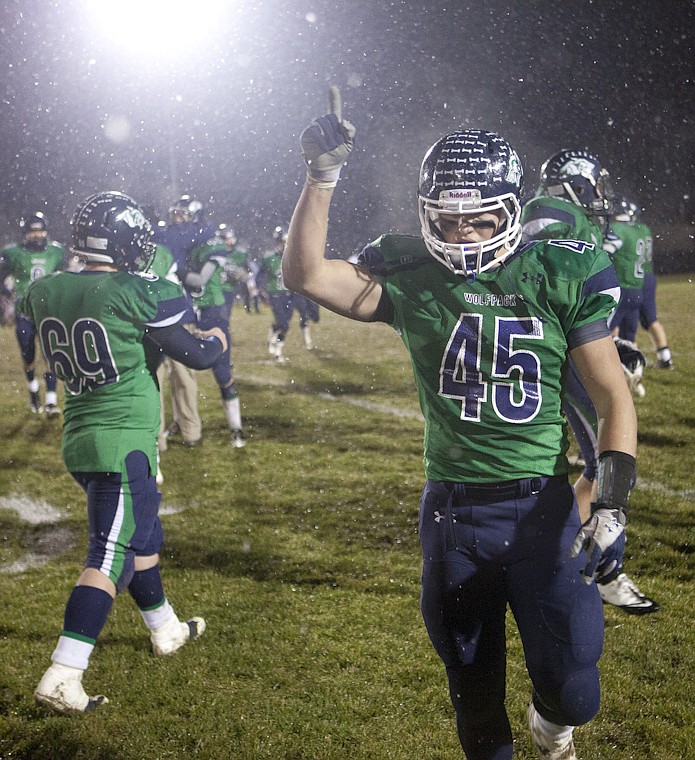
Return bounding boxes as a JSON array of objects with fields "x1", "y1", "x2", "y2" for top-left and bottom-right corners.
[
  {"x1": 150, "y1": 616, "x2": 206, "y2": 657},
  {"x1": 527, "y1": 702, "x2": 577, "y2": 760},
  {"x1": 45, "y1": 403, "x2": 62, "y2": 418},
  {"x1": 267, "y1": 329, "x2": 280, "y2": 356},
  {"x1": 598, "y1": 572, "x2": 659, "y2": 614},
  {"x1": 35, "y1": 663, "x2": 108, "y2": 714},
  {"x1": 230, "y1": 429, "x2": 247, "y2": 448}
]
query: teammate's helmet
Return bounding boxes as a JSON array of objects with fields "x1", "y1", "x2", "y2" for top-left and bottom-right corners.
[
  {"x1": 169, "y1": 194, "x2": 204, "y2": 224},
  {"x1": 613, "y1": 196, "x2": 641, "y2": 222},
  {"x1": 216, "y1": 223, "x2": 237, "y2": 245},
  {"x1": 272, "y1": 225, "x2": 288, "y2": 252},
  {"x1": 418, "y1": 129, "x2": 524, "y2": 276},
  {"x1": 70, "y1": 191, "x2": 155, "y2": 271},
  {"x1": 20, "y1": 212, "x2": 49, "y2": 251},
  {"x1": 538, "y1": 149, "x2": 616, "y2": 222}
]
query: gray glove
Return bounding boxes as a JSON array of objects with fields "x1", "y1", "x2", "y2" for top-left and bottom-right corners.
[{"x1": 300, "y1": 85, "x2": 356, "y2": 189}]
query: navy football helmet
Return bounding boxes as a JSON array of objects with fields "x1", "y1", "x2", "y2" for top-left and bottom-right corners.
[
  {"x1": 70, "y1": 191, "x2": 155, "y2": 271},
  {"x1": 418, "y1": 129, "x2": 524, "y2": 275},
  {"x1": 169, "y1": 194, "x2": 204, "y2": 224},
  {"x1": 20, "y1": 212, "x2": 49, "y2": 251},
  {"x1": 216, "y1": 223, "x2": 237, "y2": 245},
  {"x1": 538, "y1": 149, "x2": 616, "y2": 223}
]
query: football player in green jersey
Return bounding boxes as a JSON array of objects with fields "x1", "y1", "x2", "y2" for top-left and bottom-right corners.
[
  {"x1": 216, "y1": 224, "x2": 259, "y2": 317},
  {"x1": 283, "y1": 88, "x2": 638, "y2": 760},
  {"x1": 258, "y1": 225, "x2": 320, "y2": 360},
  {"x1": 21, "y1": 192, "x2": 226, "y2": 714},
  {"x1": 180, "y1": 225, "x2": 247, "y2": 447},
  {"x1": 521, "y1": 156, "x2": 659, "y2": 616},
  {"x1": 0, "y1": 212, "x2": 68, "y2": 416},
  {"x1": 605, "y1": 197, "x2": 674, "y2": 369},
  {"x1": 259, "y1": 225, "x2": 294, "y2": 362}
]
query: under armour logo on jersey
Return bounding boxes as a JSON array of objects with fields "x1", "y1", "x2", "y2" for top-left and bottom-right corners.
[
  {"x1": 521, "y1": 271, "x2": 544, "y2": 285},
  {"x1": 434, "y1": 511, "x2": 444, "y2": 523}
]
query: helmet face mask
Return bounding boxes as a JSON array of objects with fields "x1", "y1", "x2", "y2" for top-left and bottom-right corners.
[
  {"x1": 70, "y1": 191, "x2": 156, "y2": 272},
  {"x1": 418, "y1": 130, "x2": 524, "y2": 276},
  {"x1": 21, "y1": 213, "x2": 49, "y2": 252}
]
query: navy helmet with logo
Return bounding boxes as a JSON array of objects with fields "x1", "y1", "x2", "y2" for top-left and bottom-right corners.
[
  {"x1": 418, "y1": 129, "x2": 524, "y2": 275},
  {"x1": 70, "y1": 191, "x2": 155, "y2": 271}
]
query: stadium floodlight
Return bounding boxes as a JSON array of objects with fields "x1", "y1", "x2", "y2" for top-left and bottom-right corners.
[{"x1": 84, "y1": 0, "x2": 230, "y2": 58}]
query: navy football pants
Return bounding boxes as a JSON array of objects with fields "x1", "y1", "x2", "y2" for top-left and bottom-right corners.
[
  {"x1": 419, "y1": 475, "x2": 603, "y2": 760},
  {"x1": 72, "y1": 451, "x2": 164, "y2": 593}
]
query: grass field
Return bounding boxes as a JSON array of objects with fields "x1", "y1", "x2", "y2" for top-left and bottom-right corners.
[{"x1": 0, "y1": 274, "x2": 693, "y2": 759}]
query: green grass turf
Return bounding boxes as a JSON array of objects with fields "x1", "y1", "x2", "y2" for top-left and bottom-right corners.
[{"x1": 0, "y1": 274, "x2": 693, "y2": 759}]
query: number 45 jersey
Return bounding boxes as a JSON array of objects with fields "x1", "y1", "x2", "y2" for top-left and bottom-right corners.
[
  {"x1": 362, "y1": 235, "x2": 620, "y2": 483},
  {"x1": 19, "y1": 269, "x2": 188, "y2": 474}
]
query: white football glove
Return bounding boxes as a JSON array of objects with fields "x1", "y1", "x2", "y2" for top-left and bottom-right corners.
[
  {"x1": 570, "y1": 507, "x2": 626, "y2": 584},
  {"x1": 300, "y1": 85, "x2": 356, "y2": 189}
]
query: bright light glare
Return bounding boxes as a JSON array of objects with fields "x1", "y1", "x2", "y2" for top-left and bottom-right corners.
[{"x1": 85, "y1": 0, "x2": 230, "y2": 58}]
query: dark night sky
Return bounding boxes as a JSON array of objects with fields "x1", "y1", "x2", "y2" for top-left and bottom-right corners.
[{"x1": 1, "y1": 0, "x2": 693, "y2": 269}]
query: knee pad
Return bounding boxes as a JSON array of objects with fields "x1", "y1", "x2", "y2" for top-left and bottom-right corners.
[{"x1": 536, "y1": 666, "x2": 600, "y2": 727}]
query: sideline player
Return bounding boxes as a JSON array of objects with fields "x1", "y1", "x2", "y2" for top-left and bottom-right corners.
[
  {"x1": 283, "y1": 88, "x2": 637, "y2": 760},
  {"x1": 259, "y1": 225, "x2": 319, "y2": 361},
  {"x1": 0, "y1": 213, "x2": 68, "y2": 416},
  {"x1": 604, "y1": 197, "x2": 674, "y2": 369},
  {"x1": 152, "y1": 194, "x2": 210, "y2": 447},
  {"x1": 20, "y1": 192, "x2": 226, "y2": 713},
  {"x1": 181, "y1": 225, "x2": 247, "y2": 447},
  {"x1": 521, "y1": 155, "x2": 658, "y2": 614}
]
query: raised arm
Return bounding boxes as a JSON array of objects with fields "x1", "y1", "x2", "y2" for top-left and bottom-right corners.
[{"x1": 283, "y1": 86, "x2": 383, "y2": 321}]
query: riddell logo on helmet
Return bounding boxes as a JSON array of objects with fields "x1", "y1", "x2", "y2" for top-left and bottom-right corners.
[{"x1": 443, "y1": 190, "x2": 476, "y2": 200}]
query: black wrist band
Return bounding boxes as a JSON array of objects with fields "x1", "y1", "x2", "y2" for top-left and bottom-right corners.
[{"x1": 595, "y1": 450, "x2": 637, "y2": 523}]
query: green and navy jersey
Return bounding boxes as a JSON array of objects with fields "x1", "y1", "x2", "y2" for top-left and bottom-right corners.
[
  {"x1": 187, "y1": 240, "x2": 227, "y2": 308},
  {"x1": 259, "y1": 251, "x2": 287, "y2": 294},
  {"x1": 362, "y1": 235, "x2": 619, "y2": 482},
  {"x1": 603, "y1": 220, "x2": 653, "y2": 288},
  {"x1": 149, "y1": 243, "x2": 178, "y2": 283},
  {"x1": 19, "y1": 269, "x2": 188, "y2": 474},
  {"x1": 520, "y1": 196, "x2": 604, "y2": 248},
  {"x1": 221, "y1": 245, "x2": 251, "y2": 294},
  {"x1": 0, "y1": 241, "x2": 67, "y2": 297}
]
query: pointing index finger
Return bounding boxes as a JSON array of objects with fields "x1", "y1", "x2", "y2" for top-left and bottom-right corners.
[{"x1": 329, "y1": 85, "x2": 342, "y2": 122}]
